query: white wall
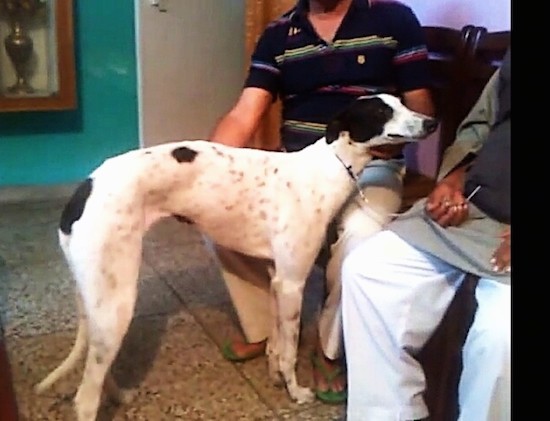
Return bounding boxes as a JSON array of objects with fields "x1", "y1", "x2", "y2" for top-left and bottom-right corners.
[
  {"x1": 402, "y1": 0, "x2": 511, "y2": 31},
  {"x1": 137, "y1": 0, "x2": 245, "y2": 146},
  {"x1": 401, "y1": 0, "x2": 511, "y2": 177}
]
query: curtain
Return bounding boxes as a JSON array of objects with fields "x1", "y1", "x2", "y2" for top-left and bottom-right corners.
[{"x1": 245, "y1": 0, "x2": 295, "y2": 149}]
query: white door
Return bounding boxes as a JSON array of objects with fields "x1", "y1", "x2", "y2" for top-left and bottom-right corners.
[{"x1": 136, "y1": 0, "x2": 245, "y2": 147}]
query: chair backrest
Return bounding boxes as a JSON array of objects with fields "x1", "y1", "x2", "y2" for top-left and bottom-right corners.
[
  {"x1": 469, "y1": 27, "x2": 511, "y2": 71},
  {"x1": 423, "y1": 25, "x2": 511, "y2": 169},
  {"x1": 422, "y1": 25, "x2": 472, "y2": 169},
  {"x1": 458, "y1": 28, "x2": 511, "y2": 129}
]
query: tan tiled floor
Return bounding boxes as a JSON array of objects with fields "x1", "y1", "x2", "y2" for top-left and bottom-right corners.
[{"x1": 0, "y1": 198, "x2": 345, "y2": 420}]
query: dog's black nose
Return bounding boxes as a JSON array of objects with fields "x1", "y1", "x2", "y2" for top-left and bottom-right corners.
[{"x1": 423, "y1": 118, "x2": 439, "y2": 134}]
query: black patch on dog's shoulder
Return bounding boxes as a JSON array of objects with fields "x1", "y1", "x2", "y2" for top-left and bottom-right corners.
[
  {"x1": 326, "y1": 96, "x2": 393, "y2": 143},
  {"x1": 59, "y1": 178, "x2": 93, "y2": 235},
  {"x1": 173, "y1": 214, "x2": 194, "y2": 225},
  {"x1": 171, "y1": 146, "x2": 198, "y2": 163}
]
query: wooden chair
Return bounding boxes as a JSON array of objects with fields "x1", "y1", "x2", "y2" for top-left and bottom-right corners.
[
  {"x1": 459, "y1": 27, "x2": 511, "y2": 130},
  {"x1": 401, "y1": 25, "x2": 475, "y2": 207},
  {"x1": 421, "y1": 25, "x2": 473, "y2": 166},
  {"x1": 403, "y1": 25, "x2": 511, "y2": 421}
]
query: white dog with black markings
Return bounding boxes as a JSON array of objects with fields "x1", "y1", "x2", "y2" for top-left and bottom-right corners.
[{"x1": 35, "y1": 94, "x2": 437, "y2": 420}]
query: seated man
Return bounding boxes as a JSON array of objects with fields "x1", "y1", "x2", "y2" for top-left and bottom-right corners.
[
  {"x1": 209, "y1": 0, "x2": 434, "y2": 403},
  {"x1": 341, "y1": 48, "x2": 511, "y2": 420}
]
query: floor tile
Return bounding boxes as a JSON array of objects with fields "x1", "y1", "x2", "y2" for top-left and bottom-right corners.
[
  {"x1": 0, "y1": 200, "x2": 65, "y2": 229},
  {"x1": 0, "y1": 223, "x2": 64, "y2": 267},
  {"x1": 280, "y1": 405, "x2": 345, "y2": 420},
  {"x1": 0, "y1": 259, "x2": 76, "y2": 337},
  {"x1": 7, "y1": 313, "x2": 278, "y2": 421},
  {"x1": 0, "y1": 257, "x2": 183, "y2": 338}
]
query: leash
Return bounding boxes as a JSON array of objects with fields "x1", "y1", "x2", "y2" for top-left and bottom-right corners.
[
  {"x1": 333, "y1": 152, "x2": 401, "y2": 225},
  {"x1": 334, "y1": 152, "x2": 483, "y2": 226},
  {"x1": 333, "y1": 152, "x2": 371, "y2": 204}
]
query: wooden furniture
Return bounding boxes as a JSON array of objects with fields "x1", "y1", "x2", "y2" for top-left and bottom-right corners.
[
  {"x1": 402, "y1": 25, "x2": 475, "y2": 207},
  {"x1": 0, "y1": 324, "x2": 18, "y2": 421},
  {"x1": 0, "y1": 0, "x2": 76, "y2": 112},
  {"x1": 422, "y1": 25, "x2": 472, "y2": 167},
  {"x1": 405, "y1": 25, "x2": 510, "y2": 421}
]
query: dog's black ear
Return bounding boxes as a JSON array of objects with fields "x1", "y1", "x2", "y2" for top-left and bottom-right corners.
[
  {"x1": 325, "y1": 118, "x2": 343, "y2": 144},
  {"x1": 326, "y1": 97, "x2": 389, "y2": 144}
]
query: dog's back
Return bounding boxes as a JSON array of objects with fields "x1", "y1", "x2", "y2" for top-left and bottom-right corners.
[{"x1": 60, "y1": 139, "x2": 345, "y2": 261}]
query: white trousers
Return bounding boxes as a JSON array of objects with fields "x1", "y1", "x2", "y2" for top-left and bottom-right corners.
[
  {"x1": 341, "y1": 230, "x2": 511, "y2": 421},
  {"x1": 214, "y1": 161, "x2": 404, "y2": 359}
]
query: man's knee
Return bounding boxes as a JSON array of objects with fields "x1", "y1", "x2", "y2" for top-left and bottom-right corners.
[
  {"x1": 341, "y1": 250, "x2": 359, "y2": 289},
  {"x1": 340, "y1": 234, "x2": 380, "y2": 289},
  {"x1": 468, "y1": 313, "x2": 510, "y2": 360},
  {"x1": 466, "y1": 286, "x2": 510, "y2": 368},
  {"x1": 472, "y1": 281, "x2": 510, "y2": 346}
]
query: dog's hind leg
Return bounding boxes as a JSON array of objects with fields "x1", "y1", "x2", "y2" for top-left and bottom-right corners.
[
  {"x1": 74, "y1": 288, "x2": 136, "y2": 421},
  {"x1": 73, "y1": 248, "x2": 140, "y2": 421},
  {"x1": 35, "y1": 291, "x2": 88, "y2": 394}
]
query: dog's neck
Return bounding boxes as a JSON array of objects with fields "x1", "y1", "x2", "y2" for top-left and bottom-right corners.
[{"x1": 327, "y1": 132, "x2": 374, "y2": 178}]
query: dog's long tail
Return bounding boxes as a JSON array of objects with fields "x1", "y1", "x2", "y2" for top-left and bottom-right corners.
[{"x1": 35, "y1": 292, "x2": 88, "y2": 394}]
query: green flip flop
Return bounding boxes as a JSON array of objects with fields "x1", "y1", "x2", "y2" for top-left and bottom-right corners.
[
  {"x1": 221, "y1": 339, "x2": 265, "y2": 362},
  {"x1": 310, "y1": 352, "x2": 347, "y2": 405}
]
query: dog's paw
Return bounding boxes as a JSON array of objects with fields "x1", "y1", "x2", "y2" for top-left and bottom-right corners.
[
  {"x1": 107, "y1": 387, "x2": 136, "y2": 405},
  {"x1": 268, "y1": 364, "x2": 283, "y2": 386},
  {"x1": 289, "y1": 385, "x2": 315, "y2": 404},
  {"x1": 266, "y1": 349, "x2": 282, "y2": 386},
  {"x1": 270, "y1": 372, "x2": 285, "y2": 389},
  {"x1": 114, "y1": 388, "x2": 136, "y2": 405}
]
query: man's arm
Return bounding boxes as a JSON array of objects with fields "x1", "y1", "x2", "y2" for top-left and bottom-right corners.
[
  {"x1": 402, "y1": 88, "x2": 435, "y2": 117},
  {"x1": 209, "y1": 87, "x2": 273, "y2": 148},
  {"x1": 424, "y1": 68, "x2": 502, "y2": 226},
  {"x1": 437, "y1": 70, "x2": 500, "y2": 181}
]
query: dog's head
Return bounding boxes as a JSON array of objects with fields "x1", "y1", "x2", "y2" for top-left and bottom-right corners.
[{"x1": 325, "y1": 94, "x2": 438, "y2": 150}]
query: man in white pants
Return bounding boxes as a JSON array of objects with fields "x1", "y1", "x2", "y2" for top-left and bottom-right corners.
[{"x1": 341, "y1": 49, "x2": 511, "y2": 421}]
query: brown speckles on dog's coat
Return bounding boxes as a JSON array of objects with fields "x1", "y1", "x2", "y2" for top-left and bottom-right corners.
[{"x1": 38, "y1": 95, "x2": 437, "y2": 418}]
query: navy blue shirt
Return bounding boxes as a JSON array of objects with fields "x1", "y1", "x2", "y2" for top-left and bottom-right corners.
[{"x1": 245, "y1": 0, "x2": 431, "y2": 151}]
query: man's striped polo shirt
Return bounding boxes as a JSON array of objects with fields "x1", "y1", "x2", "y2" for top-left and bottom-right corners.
[{"x1": 245, "y1": 0, "x2": 431, "y2": 152}]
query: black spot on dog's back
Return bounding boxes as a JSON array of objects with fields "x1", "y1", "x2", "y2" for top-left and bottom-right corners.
[
  {"x1": 171, "y1": 146, "x2": 198, "y2": 163},
  {"x1": 60, "y1": 178, "x2": 93, "y2": 235}
]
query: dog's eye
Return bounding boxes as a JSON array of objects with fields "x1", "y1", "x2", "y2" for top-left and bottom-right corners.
[{"x1": 381, "y1": 106, "x2": 393, "y2": 119}]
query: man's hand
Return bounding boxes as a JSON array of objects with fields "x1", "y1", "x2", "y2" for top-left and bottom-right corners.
[
  {"x1": 491, "y1": 226, "x2": 511, "y2": 273},
  {"x1": 425, "y1": 181, "x2": 469, "y2": 227},
  {"x1": 425, "y1": 167, "x2": 469, "y2": 227}
]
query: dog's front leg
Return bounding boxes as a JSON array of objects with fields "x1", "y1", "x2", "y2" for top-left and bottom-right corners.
[
  {"x1": 267, "y1": 266, "x2": 283, "y2": 387},
  {"x1": 271, "y1": 275, "x2": 315, "y2": 404}
]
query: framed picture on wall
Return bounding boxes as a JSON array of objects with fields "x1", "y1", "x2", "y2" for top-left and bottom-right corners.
[{"x1": 0, "y1": 0, "x2": 76, "y2": 112}]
